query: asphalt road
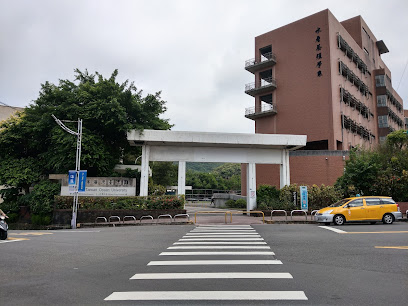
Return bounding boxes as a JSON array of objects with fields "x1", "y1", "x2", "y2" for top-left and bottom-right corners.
[{"x1": 1, "y1": 222, "x2": 407, "y2": 305}]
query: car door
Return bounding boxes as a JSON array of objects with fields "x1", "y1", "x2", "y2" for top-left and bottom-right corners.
[
  {"x1": 345, "y1": 199, "x2": 367, "y2": 220},
  {"x1": 364, "y1": 198, "x2": 381, "y2": 220}
]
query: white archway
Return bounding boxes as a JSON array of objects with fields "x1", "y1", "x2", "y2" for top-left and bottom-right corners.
[{"x1": 127, "y1": 130, "x2": 306, "y2": 211}]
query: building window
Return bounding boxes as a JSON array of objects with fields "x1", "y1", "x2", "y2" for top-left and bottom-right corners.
[
  {"x1": 364, "y1": 48, "x2": 369, "y2": 56},
  {"x1": 378, "y1": 115, "x2": 388, "y2": 128},
  {"x1": 377, "y1": 95, "x2": 387, "y2": 107},
  {"x1": 375, "y1": 75, "x2": 385, "y2": 87},
  {"x1": 362, "y1": 27, "x2": 371, "y2": 39}
]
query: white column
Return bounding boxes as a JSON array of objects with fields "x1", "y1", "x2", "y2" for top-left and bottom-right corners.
[
  {"x1": 177, "y1": 161, "x2": 186, "y2": 196},
  {"x1": 285, "y1": 150, "x2": 290, "y2": 186},
  {"x1": 280, "y1": 150, "x2": 290, "y2": 188},
  {"x1": 139, "y1": 145, "x2": 150, "y2": 196},
  {"x1": 246, "y1": 163, "x2": 257, "y2": 211}
]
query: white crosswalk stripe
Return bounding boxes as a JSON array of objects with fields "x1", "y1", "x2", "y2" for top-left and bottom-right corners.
[
  {"x1": 168, "y1": 245, "x2": 271, "y2": 249},
  {"x1": 130, "y1": 272, "x2": 293, "y2": 279},
  {"x1": 173, "y1": 241, "x2": 267, "y2": 245},
  {"x1": 105, "y1": 291, "x2": 308, "y2": 301},
  {"x1": 159, "y1": 251, "x2": 276, "y2": 256},
  {"x1": 105, "y1": 224, "x2": 308, "y2": 302},
  {"x1": 147, "y1": 260, "x2": 283, "y2": 265}
]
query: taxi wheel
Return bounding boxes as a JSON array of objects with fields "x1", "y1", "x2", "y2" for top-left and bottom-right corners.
[
  {"x1": 333, "y1": 214, "x2": 345, "y2": 226},
  {"x1": 382, "y1": 213, "x2": 394, "y2": 224}
]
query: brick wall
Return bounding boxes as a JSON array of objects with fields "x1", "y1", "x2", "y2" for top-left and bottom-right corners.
[{"x1": 241, "y1": 154, "x2": 346, "y2": 195}]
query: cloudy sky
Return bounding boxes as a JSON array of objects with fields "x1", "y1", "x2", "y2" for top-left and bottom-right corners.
[{"x1": 1, "y1": 0, "x2": 407, "y2": 133}]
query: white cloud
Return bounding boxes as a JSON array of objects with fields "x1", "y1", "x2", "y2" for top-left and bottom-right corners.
[{"x1": 1, "y1": 0, "x2": 407, "y2": 133}]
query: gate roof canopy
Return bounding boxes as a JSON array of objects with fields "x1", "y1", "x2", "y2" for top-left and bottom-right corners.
[{"x1": 127, "y1": 130, "x2": 306, "y2": 150}]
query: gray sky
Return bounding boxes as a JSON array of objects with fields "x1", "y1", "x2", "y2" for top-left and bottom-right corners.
[{"x1": 1, "y1": 0, "x2": 407, "y2": 133}]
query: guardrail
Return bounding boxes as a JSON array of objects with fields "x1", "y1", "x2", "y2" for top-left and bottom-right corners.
[
  {"x1": 290, "y1": 210, "x2": 308, "y2": 221},
  {"x1": 271, "y1": 210, "x2": 287, "y2": 221},
  {"x1": 311, "y1": 210, "x2": 319, "y2": 218}
]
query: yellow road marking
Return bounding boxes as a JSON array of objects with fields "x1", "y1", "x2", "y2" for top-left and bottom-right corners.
[
  {"x1": 341, "y1": 231, "x2": 408, "y2": 234},
  {"x1": 375, "y1": 246, "x2": 408, "y2": 250},
  {"x1": 12, "y1": 232, "x2": 53, "y2": 236},
  {"x1": 7, "y1": 237, "x2": 30, "y2": 241}
]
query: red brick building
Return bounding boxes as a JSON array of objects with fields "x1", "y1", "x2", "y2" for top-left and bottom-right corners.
[{"x1": 242, "y1": 9, "x2": 406, "y2": 193}]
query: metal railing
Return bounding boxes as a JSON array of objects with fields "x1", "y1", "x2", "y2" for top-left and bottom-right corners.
[
  {"x1": 95, "y1": 217, "x2": 107, "y2": 223},
  {"x1": 245, "y1": 77, "x2": 277, "y2": 92},
  {"x1": 290, "y1": 210, "x2": 308, "y2": 221},
  {"x1": 271, "y1": 210, "x2": 288, "y2": 221},
  {"x1": 245, "y1": 52, "x2": 276, "y2": 67},
  {"x1": 157, "y1": 214, "x2": 173, "y2": 223},
  {"x1": 108, "y1": 216, "x2": 121, "y2": 223},
  {"x1": 245, "y1": 103, "x2": 275, "y2": 116},
  {"x1": 123, "y1": 216, "x2": 137, "y2": 224},
  {"x1": 174, "y1": 214, "x2": 190, "y2": 222},
  {"x1": 140, "y1": 215, "x2": 154, "y2": 223}
]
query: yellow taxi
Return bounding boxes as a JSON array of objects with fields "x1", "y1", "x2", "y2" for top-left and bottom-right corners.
[{"x1": 315, "y1": 196, "x2": 403, "y2": 225}]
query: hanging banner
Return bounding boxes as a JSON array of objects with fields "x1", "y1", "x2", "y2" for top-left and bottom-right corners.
[
  {"x1": 78, "y1": 170, "x2": 87, "y2": 192},
  {"x1": 300, "y1": 186, "x2": 308, "y2": 211}
]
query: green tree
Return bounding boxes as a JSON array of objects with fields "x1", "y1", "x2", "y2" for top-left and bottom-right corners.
[
  {"x1": 151, "y1": 162, "x2": 178, "y2": 186},
  {"x1": 336, "y1": 130, "x2": 408, "y2": 201},
  {"x1": 0, "y1": 69, "x2": 172, "y2": 199}
]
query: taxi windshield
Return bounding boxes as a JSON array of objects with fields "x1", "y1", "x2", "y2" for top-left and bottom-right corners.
[{"x1": 329, "y1": 199, "x2": 350, "y2": 207}]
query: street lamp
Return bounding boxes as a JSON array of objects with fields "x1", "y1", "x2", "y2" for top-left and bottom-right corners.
[{"x1": 52, "y1": 114, "x2": 82, "y2": 229}]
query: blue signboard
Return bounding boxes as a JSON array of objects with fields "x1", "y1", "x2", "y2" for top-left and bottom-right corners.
[
  {"x1": 300, "y1": 186, "x2": 308, "y2": 211},
  {"x1": 68, "y1": 170, "x2": 77, "y2": 186},
  {"x1": 78, "y1": 170, "x2": 87, "y2": 192}
]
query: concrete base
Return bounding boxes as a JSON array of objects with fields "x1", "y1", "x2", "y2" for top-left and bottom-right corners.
[{"x1": 212, "y1": 193, "x2": 246, "y2": 208}]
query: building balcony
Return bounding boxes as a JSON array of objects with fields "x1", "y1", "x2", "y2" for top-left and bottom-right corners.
[
  {"x1": 245, "y1": 103, "x2": 277, "y2": 120},
  {"x1": 245, "y1": 77, "x2": 277, "y2": 97},
  {"x1": 245, "y1": 52, "x2": 277, "y2": 73}
]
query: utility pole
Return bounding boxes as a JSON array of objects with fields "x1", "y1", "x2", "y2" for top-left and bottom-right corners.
[{"x1": 52, "y1": 114, "x2": 82, "y2": 229}]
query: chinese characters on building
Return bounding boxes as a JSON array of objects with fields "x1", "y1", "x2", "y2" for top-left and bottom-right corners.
[{"x1": 315, "y1": 27, "x2": 323, "y2": 77}]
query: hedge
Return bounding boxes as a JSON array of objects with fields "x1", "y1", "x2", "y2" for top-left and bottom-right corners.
[{"x1": 54, "y1": 195, "x2": 185, "y2": 210}]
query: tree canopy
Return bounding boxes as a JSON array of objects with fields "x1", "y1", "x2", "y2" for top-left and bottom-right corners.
[
  {"x1": 0, "y1": 69, "x2": 172, "y2": 193},
  {"x1": 336, "y1": 130, "x2": 408, "y2": 201}
]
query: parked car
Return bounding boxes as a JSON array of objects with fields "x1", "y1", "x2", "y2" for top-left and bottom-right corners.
[{"x1": 315, "y1": 196, "x2": 403, "y2": 225}]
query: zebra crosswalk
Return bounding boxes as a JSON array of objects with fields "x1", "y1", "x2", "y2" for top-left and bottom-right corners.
[{"x1": 104, "y1": 224, "x2": 308, "y2": 302}]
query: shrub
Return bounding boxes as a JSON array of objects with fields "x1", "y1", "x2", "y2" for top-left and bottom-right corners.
[
  {"x1": 225, "y1": 199, "x2": 246, "y2": 209},
  {"x1": 234, "y1": 199, "x2": 247, "y2": 208},
  {"x1": 224, "y1": 199, "x2": 236, "y2": 208},
  {"x1": 54, "y1": 195, "x2": 185, "y2": 210},
  {"x1": 6, "y1": 213, "x2": 19, "y2": 223},
  {"x1": 29, "y1": 180, "x2": 61, "y2": 215},
  {"x1": 31, "y1": 214, "x2": 52, "y2": 225},
  {"x1": 257, "y1": 185, "x2": 280, "y2": 206}
]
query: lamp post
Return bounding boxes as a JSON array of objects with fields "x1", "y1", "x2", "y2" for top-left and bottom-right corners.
[{"x1": 52, "y1": 114, "x2": 82, "y2": 229}]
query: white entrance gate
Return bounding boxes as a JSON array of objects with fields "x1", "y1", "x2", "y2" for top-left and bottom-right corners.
[{"x1": 127, "y1": 130, "x2": 306, "y2": 211}]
